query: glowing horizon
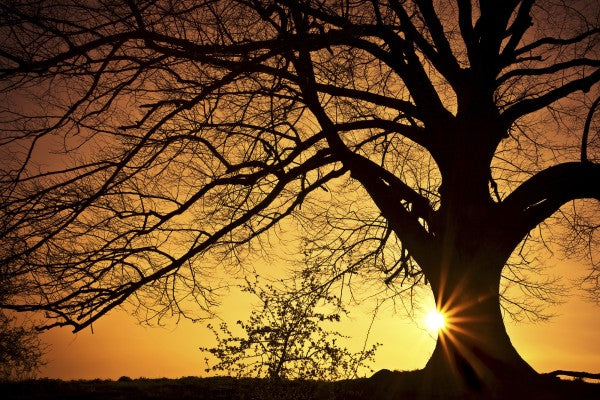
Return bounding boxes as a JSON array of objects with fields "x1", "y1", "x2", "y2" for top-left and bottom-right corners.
[{"x1": 37, "y1": 258, "x2": 600, "y2": 380}]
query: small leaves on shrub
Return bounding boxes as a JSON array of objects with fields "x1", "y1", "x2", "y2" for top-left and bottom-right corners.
[
  {"x1": 201, "y1": 275, "x2": 380, "y2": 381},
  {"x1": 0, "y1": 312, "x2": 46, "y2": 381}
]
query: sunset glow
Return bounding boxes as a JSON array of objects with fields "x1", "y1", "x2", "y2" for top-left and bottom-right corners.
[
  {"x1": 1, "y1": 0, "x2": 599, "y2": 389},
  {"x1": 425, "y1": 310, "x2": 446, "y2": 333}
]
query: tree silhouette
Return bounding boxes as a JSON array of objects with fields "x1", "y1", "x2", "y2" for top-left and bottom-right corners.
[
  {"x1": 201, "y1": 274, "x2": 379, "y2": 380},
  {"x1": 0, "y1": 270, "x2": 45, "y2": 380},
  {"x1": 0, "y1": 0, "x2": 599, "y2": 394},
  {"x1": 0, "y1": 312, "x2": 45, "y2": 381}
]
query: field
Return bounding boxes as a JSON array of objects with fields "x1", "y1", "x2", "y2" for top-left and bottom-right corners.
[{"x1": 2, "y1": 371, "x2": 599, "y2": 400}]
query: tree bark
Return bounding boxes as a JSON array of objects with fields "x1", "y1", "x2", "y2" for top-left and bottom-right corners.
[{"x1": 422, "y1": 259, "x2": 536, "y2": 397}]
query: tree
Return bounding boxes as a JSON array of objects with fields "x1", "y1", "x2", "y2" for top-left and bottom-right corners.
[
  {"x1": 201, "y1": 275, "x2": 379, "y2": 380},
  {"x1": 0, "y1": 270, "x2": 45, "y2": 381},
  {"x1": 0, "y1": 312, "x2": 46, "y2": 381},
  {"x1": 0, "y1": 0, "x2": 598, "y2": 395}
]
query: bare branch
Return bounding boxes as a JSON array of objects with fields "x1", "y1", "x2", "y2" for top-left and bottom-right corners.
[
  {"x1": 582, "y1": 96, "x2": 600, "y2": 163},
  {"x1": 502, "y1": 162, "x2": 600, "y2": 237}
]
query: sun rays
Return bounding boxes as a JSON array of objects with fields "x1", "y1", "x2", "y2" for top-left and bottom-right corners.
[{"x1": 425, "y1": 310, "x2": 446, "y2": 333}]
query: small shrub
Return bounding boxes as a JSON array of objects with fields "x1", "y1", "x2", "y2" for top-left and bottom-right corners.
[
  {"x1": 201, "y1": 274, "x2": 380, "y2": 381},
  {"x1": 0, "y1": 312, "x2": 46, "y2": 381}
]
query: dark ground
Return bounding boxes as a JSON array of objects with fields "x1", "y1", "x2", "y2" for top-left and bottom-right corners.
[{"x1": 1, "y1": 371, "x2": 599, "y2": 400}]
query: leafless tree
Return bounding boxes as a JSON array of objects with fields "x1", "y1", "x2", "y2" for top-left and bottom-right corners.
[{"x1": 0, "y1": 0, "x2": 599, "y2": 394}]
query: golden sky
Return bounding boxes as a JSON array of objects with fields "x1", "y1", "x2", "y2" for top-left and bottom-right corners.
[
  {"x1": 37, "y1": 257, "x2": 599, "y2": 380},
  {"x1": 2, "y1": 1, "x2": 597, "y2": 381}
]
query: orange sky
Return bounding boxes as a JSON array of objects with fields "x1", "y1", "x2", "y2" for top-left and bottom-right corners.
[
  {"x1": 37, "y1": 257, "x2": 599, "y2": 380},
  {"x1": 13, "y1": 101, "x2": 600, "y2": 380},
  {"x1": 6, "y1": 6, "x2": 598, "y2": 379}
]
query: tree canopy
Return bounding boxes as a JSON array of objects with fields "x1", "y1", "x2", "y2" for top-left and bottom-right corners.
[{"x1": 0, "y1": 1, "x2": 599, "y2": 389}]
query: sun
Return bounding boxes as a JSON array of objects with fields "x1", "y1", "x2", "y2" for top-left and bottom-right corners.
[{"x1": 424, "y1": 310, "x2": 446, "y2": 333}]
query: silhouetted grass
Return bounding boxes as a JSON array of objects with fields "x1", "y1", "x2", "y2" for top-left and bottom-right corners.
[{"x1": 1, "y1": 371, "x2": 599, "y2": 400}]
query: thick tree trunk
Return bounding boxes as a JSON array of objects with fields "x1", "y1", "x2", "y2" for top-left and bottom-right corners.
[{"x1": 422, "y1": 262, "x2": 537, "y2": 397}]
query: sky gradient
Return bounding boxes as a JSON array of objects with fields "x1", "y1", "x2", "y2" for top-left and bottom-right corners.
[
  {"x1": 38, "y1": 258, "x2": 599, "y2": 380},
  {"x1": 0, "y1": 0, "x2": 597, "y2": 383}
]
